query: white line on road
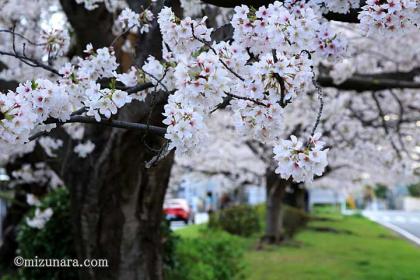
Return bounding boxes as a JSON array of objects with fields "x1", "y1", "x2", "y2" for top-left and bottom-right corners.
[{"x1": 363, "y1": 212, "x2": 420, "y2": 246}]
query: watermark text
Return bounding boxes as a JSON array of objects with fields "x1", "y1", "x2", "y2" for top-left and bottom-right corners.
[{"x1": 14, "y1": 256, "x2": 109, "y2": 268}]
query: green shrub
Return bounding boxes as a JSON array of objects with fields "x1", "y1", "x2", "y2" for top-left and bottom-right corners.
[
  {"x1": 166, "y1": 230, "x2": 245, "y2": 280},
  {"x1": 374, "y1": 184, "x2": 388, "y2": 199},
  {"x1": 408, "y1": 183, "x2": 420, "y2": 197},
  {"x1": 162, "y1": 219, "x2": 180, "y2": 270},
  {"x1": 208, "y1": 205, "x2": 261, "y2": 237},
  {"x1": 283, "y1": 205, "x2": 310, "y2": 238},
  {"x1": 252, "y1": 204, "x2": 309, "y2": 239},
  {"x1": 0, "y1": 275, "x2": 19, "y2": 280},
  {"x1": 16, "y1": 187, "x2": 77, "y2": 280}
]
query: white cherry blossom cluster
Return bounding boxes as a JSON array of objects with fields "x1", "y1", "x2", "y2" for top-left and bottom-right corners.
[
  {"x1": 86, "y1": 88, "x2": 132, "y2": 121},
  {"x1": 73, "y1": 45, "x2": 119, "y2": 80},
  {"x1": 39, "y1": 28, "x2": 71, "y2": 58},
  {"x1": 273, "y1": 133, "x2": 329, "y2": 183},
  {"x1": 11, "y1": 163, "x2": 62, "y2": 188},
  {"x1": 0, "y1": 79, "x2": 73, "y2": 144},
  {"x1": 231, "y1": 99, "x2": 284, "y2": 143},
  {"x1": 26, "y1": 194, "x2": 41, "y2": 206},
  {"x1": 0, "y1": 45, "x2": 148, "y2": 145},
  {"x1": 285, "y1": 0, "x2": 360, "y2": 14},
  {"x1": 315, "y1": 23, "x2": 347, "y2": 60},
  {"x1": 173, "y1": 52, "x2": 231, "y2": 110},
  {"x1": 319, "y1": 0, "x2": 361, "y2": 14},
  {"x1": 253, "y1": 52, "x2": 314, "y2": 101},
  {"x1": 75, "y1": 0, "x2": 104, "y2": 10},
  {"x1": 154, "y1": 3, "x2": 336, "y2": 182},
  {"x1": 115, "y1": 7, "x2": 154, "y2": 34},
  {"x1": 26, "y1": 207, "x2": 53, "y2": 229},
  {"x1": 157, "y1": 7, "x2": 213, "y2": 57},
  {"x1": 114, "y1": 66, "x2": 138, "y2": 87},
  {"x1": 64, "y1": 124, "x2": 85, "y2": 140},
  {"x1": 38, "y1": 137, "x2": 63, "y2": 157},
  {"x1": 74, "y1": 141, "x2": 96, "y2": 158},
  {"x1": 0, "y1": 89, "x2": 38, "y2": 143},
  {"x1": 0, "y1": 1, "x2": 349, "y2": 184},
  {"x1": 75, "y1": 0, "x2": 125, "y2": 12},
  {"x1": 180, "y1": 0, "x2": 204, "y2": 17},
  {"x1": 358, "y1": 0, "x2": 418, "y2": 36},
  {"x1": 231, "y1": 3, "x2": 346, "y2": 59},
  {"x1": 329, "y1": 59, "x2": 356, "y2": 84},
  {"x1": 25, "y1": 188, "x2": 55, "y2": 230},
  {"x1": 285, "y1": 0, "x2": 420, "y2": 38},
  {"x1": 231, "y1": 3, "x2": 316, "y2": 55},
  {"x1": 162, "y1": 52, "x2": 230, "y2": 153},
  {"x1": 142, "y1": 56, "x2": 176, "y2": 92},
  {"x1": 163, "y1": 94, "x2": 208, "y2": 153}
]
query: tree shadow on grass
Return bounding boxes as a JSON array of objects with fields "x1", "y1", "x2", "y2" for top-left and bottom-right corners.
[{"x1": 306, "y1": 226, "x2": 356, "y2": 235}]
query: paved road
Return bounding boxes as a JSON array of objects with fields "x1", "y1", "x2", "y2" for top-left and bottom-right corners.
[{"x1": 363, "y1": 210, "x2": 420, "y2": 245}]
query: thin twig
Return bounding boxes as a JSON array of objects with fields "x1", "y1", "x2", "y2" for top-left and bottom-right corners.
[
  {"x1": 0, "y1": 50, "x2": 61, "y2": 76},
  {"x1": 190, "y1": 23, "x2": 245, "y2": 82},
  {"x1": 371, "y1": 91, "x2": 401, "y2": 158},
  {"x1": 0, "y1": 29, "x2": 44, "y2": 46},
  {"x1": 310, "y1": 76, "x2": 324, "y2": 136},
  {"x1": 224, "y1": 92, "x2": 268, "y2": 107}
]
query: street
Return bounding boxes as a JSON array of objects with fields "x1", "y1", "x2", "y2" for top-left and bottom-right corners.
[{"x1": 363, "y1": 210, "x2": 420, "y2": 246}]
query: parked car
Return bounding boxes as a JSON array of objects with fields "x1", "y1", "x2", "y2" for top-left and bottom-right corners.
[{"x1": 163, "y1": 198, "x2": 191, "y2": 224}]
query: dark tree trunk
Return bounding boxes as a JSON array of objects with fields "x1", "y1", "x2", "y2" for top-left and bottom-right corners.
[
  {"x1": 263, "y1": 170, "x2": 288, "y2": 244},
  {"x1": 71, "y1": 144, "x2": 173, "y2": 280},
  {"x1": 292, "y1": 185, "x2": 309, "y2": 212},
  {"x1": 57, "y1": 93, "x2": 173, "y2": 280},
  {"x1": 284, "y1": 183, "x2": 309, "y2": 212}
]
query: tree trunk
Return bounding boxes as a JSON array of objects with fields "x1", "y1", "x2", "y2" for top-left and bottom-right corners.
[
  {"x1": 284, "y1": 183, "x2": 309, "y2": 212},
  {"x1": 58, "y1": 93, "x2": 173, "y2": 280},
  {"x1": 263, "y1": 170, "x2": 288, "y2": 244},
  {"x1": 293, "y1": 185, "x2": 309, "y2": 212}
]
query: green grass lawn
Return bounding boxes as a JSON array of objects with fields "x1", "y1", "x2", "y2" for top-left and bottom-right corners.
[
  {"x1": 177, "y1": 210, "x2": 420, "y2": 280},
  {"x1": 245, "y1": 211, "x2": 420, "y2": 280}
]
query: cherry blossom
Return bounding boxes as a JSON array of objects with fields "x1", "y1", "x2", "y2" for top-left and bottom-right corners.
[
  {"x1": 1, "y1": 0, "x2": 418, "y2": 188},
  {"x1": 115, "y1": 7, "x2": 154, "y2": 34},
  {"x1": 40, "y1": 28, "x2": 70, "y2": 58},
  {"x1": 273, "y1": 133, "x2": 329, "y2": 183},
  {"x1": 74, "y1": 141, "x2": 96, "y2": 158},
  {"x1": 358, "y1": 0, "x2": 418, "y2": 36},
  {"x1": 26, "y1": 207, "x2": 53, "y2": 229},
  {"x1": 11, "y1": 163, "x2": 62, "y2": 188},
  {"x1": 38, "y1": 137, "x2": 63, "y2": 157},
  {"x1": 26, "y1": 194, "x2": 41, "y2": 207}
]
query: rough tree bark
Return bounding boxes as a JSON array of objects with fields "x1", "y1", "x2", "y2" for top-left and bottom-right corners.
[
  {"x1": 60, "y1": 111, "x2": 173, "y2": 280},
  {"x1": 263, "y1": 170, "x2": 288, "y2": 244}
]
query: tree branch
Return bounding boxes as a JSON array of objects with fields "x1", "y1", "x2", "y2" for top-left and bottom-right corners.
[
  {"x1": 0, "y1": 50, "x2": 61, "y2": 76},
  {"x1": 318, "y1": 75, "x2": 420, "y2": 92},
  {"x1": 29, "y1": 115, "x2": 166, "y2": 141}
]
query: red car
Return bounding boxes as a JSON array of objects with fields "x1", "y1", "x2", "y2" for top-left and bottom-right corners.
[{"x1": 163, "y1": 198, "x2": 191, "y2": 224}]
